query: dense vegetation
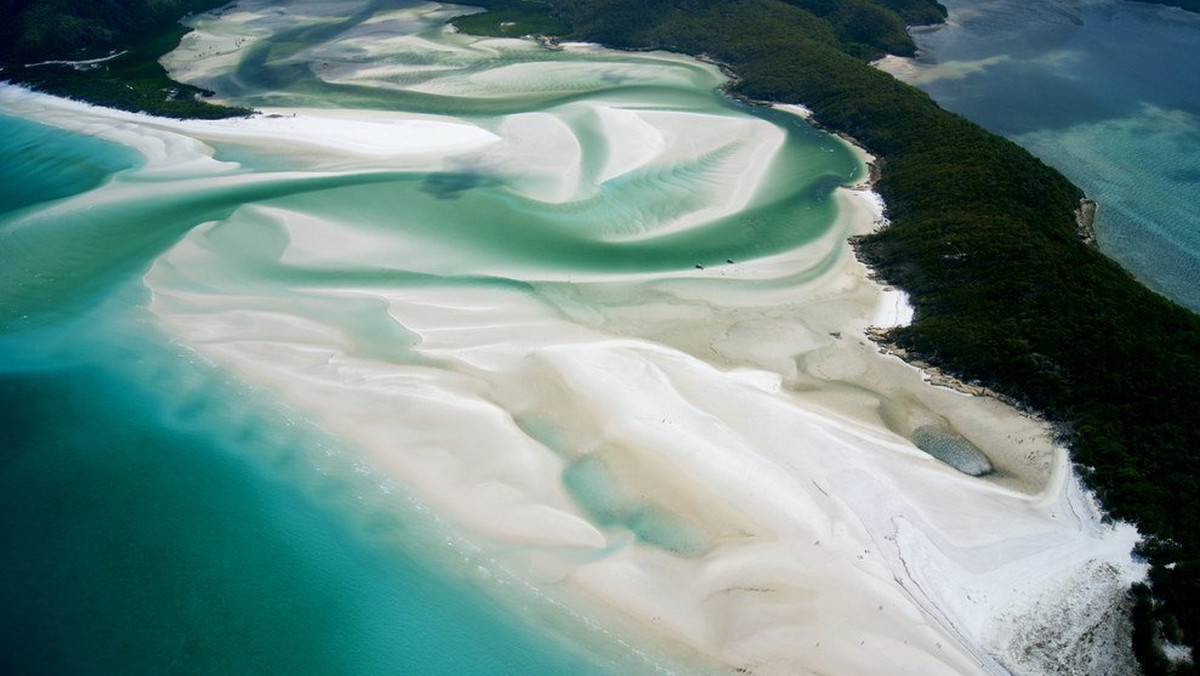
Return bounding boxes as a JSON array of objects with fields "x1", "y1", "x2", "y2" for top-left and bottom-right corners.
[
  {"x1": 449, "y1": 0, "x2": 571, "y2": 37},
  {"x1": 0, "y1": 0, "x2": 250, "y2": 118},
  {"x1": 463, "y1": 0, "x2": 1200, "y2": 673}
]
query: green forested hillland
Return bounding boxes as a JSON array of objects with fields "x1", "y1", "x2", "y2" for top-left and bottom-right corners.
[
  {"x1": 448, "y1": 0, "x2": 571, "y2": 38},
  {"x1": 520, "y1": 0, "x2": 1200, "y2": 672},
  {"x1": 0, "y1": 0, "x2": 250, "y2": 118},
  {"x1": 0, "y1": 0, "x2": 222, "y2": 61}
]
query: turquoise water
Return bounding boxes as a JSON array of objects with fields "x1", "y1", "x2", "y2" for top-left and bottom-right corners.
[
  {"x1": 0, "y1": 113, "x2": 142, "y2": 215},
  {"x1": 0, "y1": 113, "x2": 690, "y2": 676},
  {"x1": 0, "y1": 302, "x2": 653, "y2": 676},
  {"x1": 894, "y1": 0, "x2": 1200, "y2": 312},
  {"x1": 0, "y1": 1, "x2": 863, "y2": 673},
  {"x1": 561, "y1": 455, "x2": 710, "y2": 557}
]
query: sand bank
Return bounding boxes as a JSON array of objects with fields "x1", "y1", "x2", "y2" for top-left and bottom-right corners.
[
  {"x1": 873, "y1": 53, "x2": 1011, "y2": 86},
  {"x1": 0, "y1": 85, "x2": 497, "y2": 174},
  {"x1": 140, "y1": 134, "x2": 1140, "y2": 676},
  {"x1": 146, "y1": 196, "x2": 1142, "y2": 676}
]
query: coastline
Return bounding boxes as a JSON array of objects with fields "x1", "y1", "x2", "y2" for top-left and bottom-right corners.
[
  {"x1": 2, "y1": 1, "x2": 1162, "y2": 674},
  {"x1": 0, "y1": 0, "x2": 249, "y2": 119},
  {"x1": 867, "y1": 7, "x2": 1200, "y2": 668}
]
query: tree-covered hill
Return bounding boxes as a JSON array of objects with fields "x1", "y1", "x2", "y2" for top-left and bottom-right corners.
[
  {"x1": 0, "y1": 0, "x2": 249, "y2": 117},
  {"x1": 0, "y1": 0, "x2": 224, "y2": 61}
]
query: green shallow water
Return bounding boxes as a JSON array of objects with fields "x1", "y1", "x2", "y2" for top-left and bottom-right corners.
[{"x1": 0, "y1": 1, "x2": 864, "y2": 673}]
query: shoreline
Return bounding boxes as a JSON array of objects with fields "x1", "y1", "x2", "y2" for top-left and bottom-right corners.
[
  {"x1": 3, "y1": 2, "x2": 1151, "y2": 675},
  {"x1": 864, "y1": 9, "x2": 1200, "y2": 668},
  {"x1": 0, "y1": 0, "x2": 250, "y2": 120}
]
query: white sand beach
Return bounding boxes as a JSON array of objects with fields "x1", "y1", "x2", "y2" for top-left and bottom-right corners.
[
  {"x1": 138, "y1": 106, "x2": 1138, "y2": 676},
  {"x1": 140, "y1": 163, "x2": 1141, "y2": 676},
  {"x1": 0, "y1": 2, "x2": 1144, "y2": 675}
]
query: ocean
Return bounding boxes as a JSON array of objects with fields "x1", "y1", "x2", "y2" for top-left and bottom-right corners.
[{"x1": 881, "y1": 0, "x2": 1200, "y2": 312}]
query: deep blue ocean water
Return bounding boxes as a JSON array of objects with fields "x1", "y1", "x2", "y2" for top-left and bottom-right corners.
[{"x1": 898, "y1": 0, "x2": 1200, "y2": 311}]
